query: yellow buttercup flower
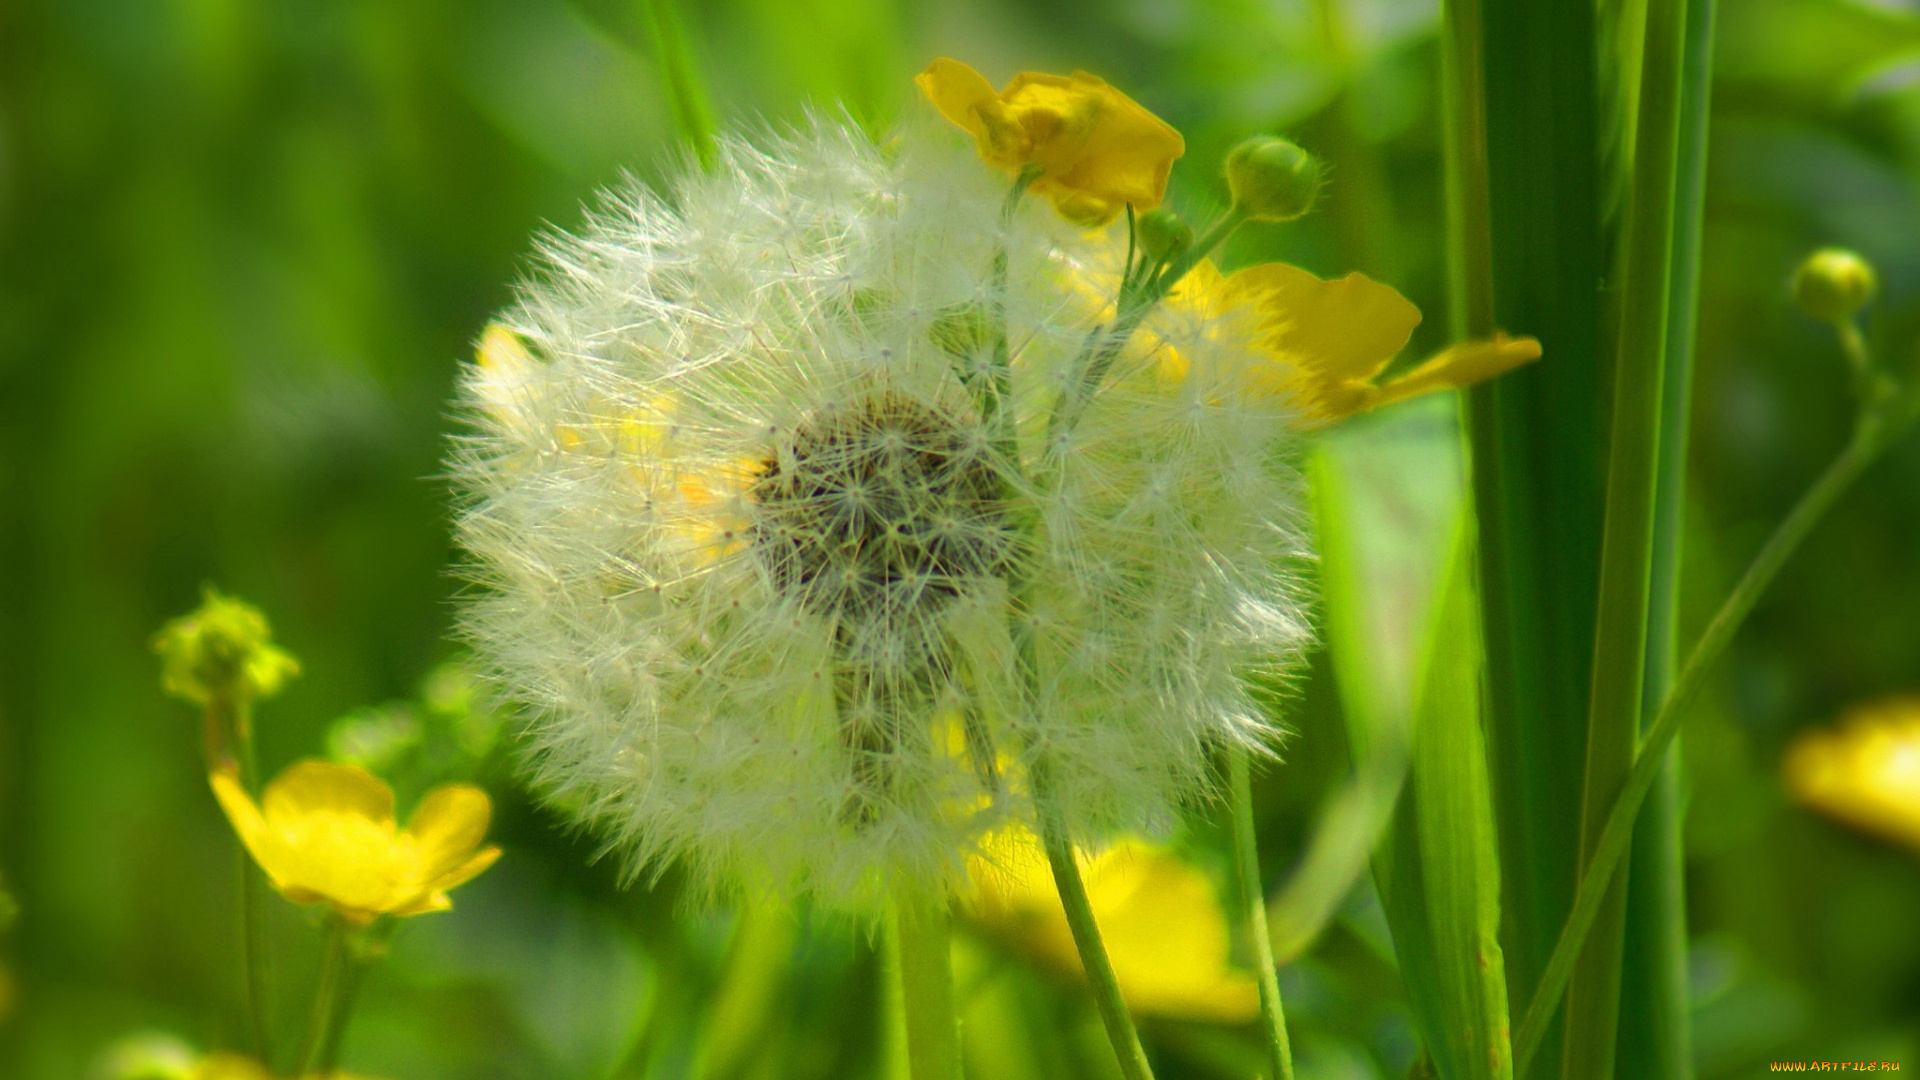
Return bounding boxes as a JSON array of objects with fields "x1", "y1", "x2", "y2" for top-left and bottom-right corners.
[
  {"x1": 916, "y1": 57, "x2": 1184, "y2": 226},
  {"x1": 1159, "y1": 259, "x2": 1543, "y2": 427},
  {"x1": 1784, "y1": 697, "x2": 1920, "y2": 854},
  {"x1": 211, "y1": 760, "x2": 501, "y2": 924},
  {"x1": 968, "y1": 824, "x2": 1259, "y2": 1022}
]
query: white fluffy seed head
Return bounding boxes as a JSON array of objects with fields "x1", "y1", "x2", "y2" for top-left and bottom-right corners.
[{"x1": 451, "y1": 117, "x2": 1313, "y2": 912}]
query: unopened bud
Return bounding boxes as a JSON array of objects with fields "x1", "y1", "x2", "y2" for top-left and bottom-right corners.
[
  {"x1": 153, "y1": 588, "x2": 300, "y2": 707},
  {"x1": 1136, "y1": 208, "x2": 1194, "y2": 262},
  {"x1": 1225, "y1": 136, "x2": 1321, "y2": 223},
  {"x1": 1793, "y1": 248, "x2": 1877, "y2": 323}
]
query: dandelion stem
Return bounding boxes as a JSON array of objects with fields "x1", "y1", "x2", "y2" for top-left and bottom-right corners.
[
  {"x1": 1030, "y1": 760, "x2": 1157, "y2": 1080},
  {"x1": 894, "y1": 886, "x2": 963, "y2": 1080},
  {"x1": 1046, "y1": 206, "x2": 1246, "y2": 446},
  {"x1": 1512, "y1": 411, "x2": 1911, "y2": 1077},
  {"x1": 1228, "y1": 748, "x2": 1296, "y2": 1080},
  {"x1": 982, "y1": 166, "x2": 1042, "y2": 455}
]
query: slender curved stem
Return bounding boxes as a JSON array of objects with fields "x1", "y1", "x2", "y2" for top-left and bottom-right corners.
[
  {"x1": 1229, "y1": 748, "x2": 1295, "y2": 1080},
  {"x1": 1513, "y1": 426, "x2": 1891, "y2": 1076},
  {"x1": 1030, "y1": 762, "x2": 1156, "y2": 1080},
  {"x1": 300, "y1": 917, "x2": 368, "y2": 1077},
  {"x1": 212, "y1": 693, "x2": 271, "y2": 1062}
]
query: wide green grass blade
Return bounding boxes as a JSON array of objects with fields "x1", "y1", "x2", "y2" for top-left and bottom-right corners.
[
  {"x1": 1292, "y1": 411, "x2": 1458, "y2": 967},
  {"x1": 1313, "y1": 425, "x2": 1511, "y2": 1080},
  {"x1": 1465, "y1": 4, "x2": 1611, "y2": 1077},
  {"x1": 1394, "y1": 531, "x2": 1513, "y2": 1080},
  {"x1": 1617, "y1": 2, "x2": 1715, "y2": 1078},
  {"x1": 1561, "y1": 1, "x2": 1690, "y2": 1076}
]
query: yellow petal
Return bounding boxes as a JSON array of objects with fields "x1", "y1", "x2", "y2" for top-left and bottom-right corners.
[
  {"x1": 209, "y1": 767, "x2": 276, "y2": 878},
  {"x1": 1374, "y1": 331, "x2": 1545, "y2": 408},
  {"x1": 477, "y1": 323, "x2": 533, "y2": 374},
  {"x1": 916, "y1": 58, "x2": 1005, "y2": 145},
  {"x1": 423, "y1": 845, "x2": 504, "y2": 896},
  {"x1": 1079, "y1": 841, "x2": 1260, "y2": 1022},
  {"x1": 1785, "y1": 698, "x2": 1920, "y2": 853},
  {"x1": 385, "y1": 889, "x2": 457, "y2": 918},
  {"x1": 1217, "y1": 262, "x2": 1422, "y2": 389},
  {"x1": 261, "y1": 761, "x2": 395, "y2": 828},
  {"x1": 967, "y1": 826, "x2": 1258, "y2": 1021},
  {"x1": 917, "y1": 58, "x2": 1184, "y2": 213},
  {"x1": 406, "y1": 783, "x2": 495, "y2": 882},
  {"x1": 1003, "y1": 70, "x2": 1184, "y2": 211}
]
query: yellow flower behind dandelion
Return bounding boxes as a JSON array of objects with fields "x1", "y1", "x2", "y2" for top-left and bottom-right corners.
[
  {"x1": 916, "y1": 57, "x2": 1184, "y2": 225},
  {"x1": 968, "y1": 824, "x2": 1259, "y2": 1022},
  {"x1": 1158, "y1": 259, "x2": 1543, "y2": 427},
  {"x1": 1785, "y1": 697, "x2": 1920, "y2": 854},
  {"x1": 211, "y1": 760, "x2": 500, "y2": 924}
]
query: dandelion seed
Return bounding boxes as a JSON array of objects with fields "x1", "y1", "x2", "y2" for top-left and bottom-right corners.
[{"x1": 451, "y1": 118, "x2": 1313, "y2": 910}]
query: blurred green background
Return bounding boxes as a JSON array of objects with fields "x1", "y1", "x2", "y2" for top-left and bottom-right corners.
[{"x1": 3, "y1": 0, "x2": 1919, "y2": 1077}]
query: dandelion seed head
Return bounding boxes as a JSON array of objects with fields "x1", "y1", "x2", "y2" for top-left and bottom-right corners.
[{"x1": 452, "y1": 117, "x2": 1313, "y2": 911}]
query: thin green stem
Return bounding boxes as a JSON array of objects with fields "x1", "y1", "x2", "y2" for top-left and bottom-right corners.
[
  {"x1": 1228, "y1": 749, "x2": 1295, "y2": 1080},
  {"x1": 977, "y1": 165, "x2": 1177, "y2": 1080},
  {"x1": 1030, "y1": 762, "x2": 1155, "y2": 1080},
  {"x1": 300, "y1": 919, "x2": 349, "y2": 1074},
  {"x1": 300, "y1": 918, "x2": 368, "y2": 1077},
  {"x1": 983, "y1": 167, "x2": 1042, "y2": 456},
  {"x1": 1513, "y1": 424, "x2": 1897, "y2": 1077},
  {"x1": 1619, "y1": 1, "x2": 1714, "y2": 1075},
  {"x1": 1046, "y1": 207, "x2": 1246, "y2": 447},
  {"x1": 642, "y1": 0, "x2": 718, "y2": 169},
  {"x1": 1440, "y1": 0, "x2": 1495, "y2": 340},
  {"x1": 213, "y1": 693, "x2": 271, "y2": 1062},
  {"x1": 696, "y1": 902, "x2": 795, "y2": 1080},
  {"x1": 894, "y1": 888, "x2": 962, "y2": 1080},
  {"x1": 1836, "y1": 320, "x2": 1872, "y2": 391}
]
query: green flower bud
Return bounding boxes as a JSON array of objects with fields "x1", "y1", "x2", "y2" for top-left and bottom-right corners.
[
  {"x1": 1225, "y1": 136, "x2": 1321, "y2": 223},
  {"x1": 153, "y1": 588, "x2": 300, "y2": 707},
  {"x1": 1136, "y1": 207, "x2": 1194, "y2": 262},
  {"x1": 1793, "y1": 248, "x2": 1877, "y2": 323}
]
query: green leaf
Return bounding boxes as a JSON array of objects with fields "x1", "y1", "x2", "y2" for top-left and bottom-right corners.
[
  {"x1": 1312, "y1": 407, "x2": 1512, "y2": 1080},
  {"x1": 1388, "y1": 536, "x2": 1514, "y2": 1080},
  {"x1": 1293, "y1": 408, "x2": 1457, "y2": 965}
]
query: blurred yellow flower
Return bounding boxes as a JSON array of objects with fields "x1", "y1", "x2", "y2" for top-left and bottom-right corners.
[
  {"x1": 211, "y1": 761, "x2": 500, "y2": 924},
  {"x1": 1785, "y1": 697, "x2": 1920, "y2": 853},
  {"x1": 916, "y1": 57, "x2": 1184, "y2": 225},
  {"x1": 154, "y1": 589, "x2": 300, "y2": 709},
  {"x1": 968, "y1": 824, "x2": 1259, "y2": 1022},
  {"x1": 1159, "y1": 259, "x2": 1543, "y2": 427}
]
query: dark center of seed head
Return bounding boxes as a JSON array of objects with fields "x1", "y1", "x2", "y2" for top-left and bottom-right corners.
[{"x1": 750, "y1": 393, "x2": 1012, "y2": 631}]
